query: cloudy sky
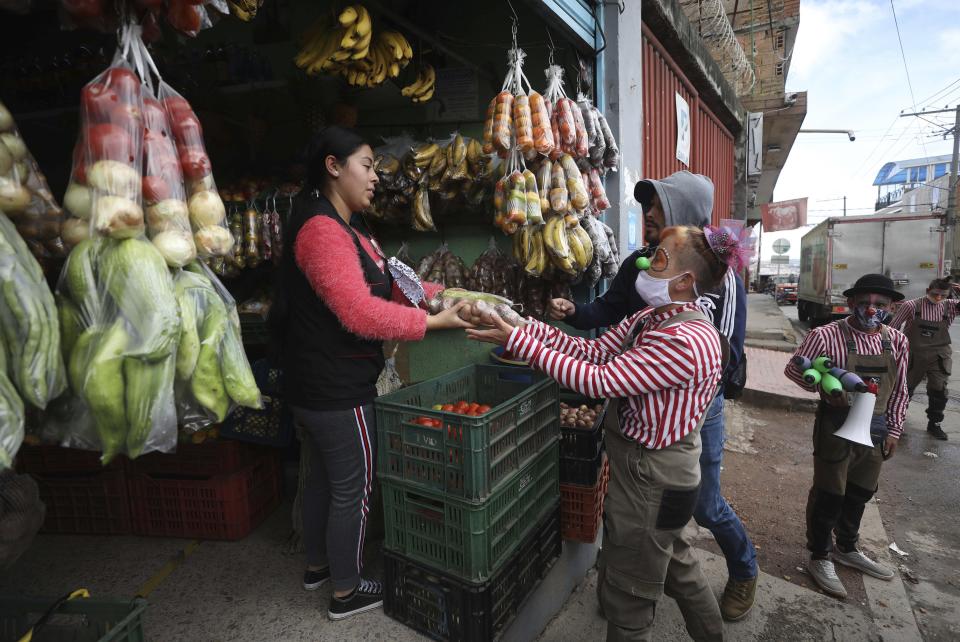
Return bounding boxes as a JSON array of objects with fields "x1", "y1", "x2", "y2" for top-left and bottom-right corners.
[{"x1": 761, "y1": 0, "x2": 959, "y2": 259}]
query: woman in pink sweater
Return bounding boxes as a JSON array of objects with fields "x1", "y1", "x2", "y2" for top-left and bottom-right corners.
[{"x1": 273, "y1": 126, "x2": 469, "y2": 620}]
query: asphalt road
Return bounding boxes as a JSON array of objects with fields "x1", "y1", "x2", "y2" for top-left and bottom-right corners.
[{"x1": 774, "y1": 300, "x2": 960, "y2": 640}]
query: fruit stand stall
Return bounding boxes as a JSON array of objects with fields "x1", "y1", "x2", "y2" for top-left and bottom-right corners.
[{"x1": 0, "y1": 1, "x2": 620, "y2": 639}]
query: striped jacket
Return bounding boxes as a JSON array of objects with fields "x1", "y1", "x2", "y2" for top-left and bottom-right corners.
[
  {"x1": 890, "y1": 296, "x2": 959, "y2": 332},
  {"x1": 506, "y1": 302, "x2": 723, "y2": 449},
  {"x1": 784, "y1": 318, "x2": 910, "y2": 438}
]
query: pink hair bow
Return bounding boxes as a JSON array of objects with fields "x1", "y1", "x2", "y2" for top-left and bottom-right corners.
[{"x1": 704, "y1": 219, "x2": 756, "y2": 272}]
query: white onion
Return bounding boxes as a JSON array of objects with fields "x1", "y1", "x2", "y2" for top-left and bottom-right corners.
[
  {"x1": 152, "y1": 230, "x2": 197, "y2": 267},
  {"x1": 0, "y1": 133, "x2": 26, "y2": 161},
  {"x1": 63, "y1": 182, "x2": 93, "y2": 220},
  {"x1": 146, "y1": 199, "x2": 190, "y2": 233},
  {"x1": 93, "y1": 195, "x2": 144, "y2": 239},
  {"x1": 61, "y1": 217, "x2": 91, "y2": 246},
  {"x1": 0, "y1": 103, "x2": 13, "y2": 132},
  {"x1": 88, "y1": 160, "x2": 140, "y2": 198},
  {"x1": 0, "y1": 139, "x2": 11, "y2": 176},
  {"x1": 0, "y1": 176, "x2": 30, "y2": 213},
  {"x1": 188, "y1": 190, "x2": 226, "y2": 228},
  {"x1": 194, "y1": 225, "x2": 234, "y2": 256}
]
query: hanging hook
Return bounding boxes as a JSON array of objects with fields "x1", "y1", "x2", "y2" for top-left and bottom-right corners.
[
  {"x1": 506, "y1": 0, "x2": 519, "y2": 49},
  {"x1": 546, "y1": 27, "x2": 556, "y2": 66}
]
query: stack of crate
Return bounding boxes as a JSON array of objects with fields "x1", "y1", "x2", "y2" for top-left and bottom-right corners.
[
  {"x1": 559, "y1": 396, "x2": 609, "y2": 543},
  {"x1": 375, "y1": 364, "x2": 562, "y2": 641}
]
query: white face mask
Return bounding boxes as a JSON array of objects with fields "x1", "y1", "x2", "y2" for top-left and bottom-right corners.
[{"x1": 634, "y1": 270, "x2": 692, "y2": 307}]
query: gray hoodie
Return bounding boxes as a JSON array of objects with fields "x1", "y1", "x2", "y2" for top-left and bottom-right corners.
[{"x1": 634, "y1": 170, "x2": 714, "y2": 228}]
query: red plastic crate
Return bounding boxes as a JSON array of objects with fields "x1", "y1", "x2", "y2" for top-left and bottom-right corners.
[
  {"x1": 559, "y1": 454, "x2": 609, "y2": 543},
  {"x1": 17, "y1": 444, "x2": 122, "y2": 475},
  {"x1": 33, "y1": 469, "x2": 132, "y2": 535},
  {"x1": 127, "y1": 451, "x2": 281, "y2": 540},
  {"x1": 128, "y1": 438, "x2": 264, "y2": 477}
]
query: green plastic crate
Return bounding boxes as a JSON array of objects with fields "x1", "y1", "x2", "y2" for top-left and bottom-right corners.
[
  {"x1": 375, "y1": 365, "x2": 559, "y2": 502},
  {"x1": 0, "y1": 596, "x2": 146, "y2": 642},
  {"x1": 382, "y1": 442, "x2": 560, "y2": 583}
]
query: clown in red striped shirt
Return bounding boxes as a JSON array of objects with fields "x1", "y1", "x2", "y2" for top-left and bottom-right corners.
[
  {"x1": 785, "y1": 273, "x2": 910, "y2": 601},
  {"x1": 467, "y1": 224, "x2": 749, "y2": 641},
  {"x1": 889, "y1": 277, "x2": 959, "y2": 439}
]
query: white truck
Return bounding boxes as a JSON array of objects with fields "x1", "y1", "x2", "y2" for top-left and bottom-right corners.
[{"x1": 797, "y1": 213, "x2": 948, "y2": 324}]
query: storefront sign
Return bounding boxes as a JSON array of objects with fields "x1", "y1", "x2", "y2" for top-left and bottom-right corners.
[
  {"x1": 675, "y1": 93, "x2": 690, "y2": 166},
  {"x1": 747, "y1": 112, "x2": 763, "y2": 176},
  {"x1": 761, "y1": 197, "x2": 808, "y2": 232}
]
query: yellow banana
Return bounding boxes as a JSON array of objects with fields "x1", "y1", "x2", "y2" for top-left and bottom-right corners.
[
  {"x1": 401, "y1": 68, "x2": 427, "y2": 97},
  {"x1": 338, "y1": 5, "x2": 359, "y2": 27},
  {"x1": 573, "y1": 225, "x2": 594, "y2": 266},
  {"x1": 381, "y1": 31, "x2": 406, "y2": 59},
  {"x1": 567, "y1": 228, "x2": 586, "y2": 269},
  {"x1": 354, "y1": 5, "x2": 372, "y2": 37}
]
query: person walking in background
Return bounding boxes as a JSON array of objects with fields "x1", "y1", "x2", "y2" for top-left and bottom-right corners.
[
  {"x1": 785, "y1": 274, "x2": 909, "y2": 599},
  {"x1": 889, "y1": 277, "x2": 959, "y2": 440},
  {"x1": 547, "y1": 171, "x2": 758, "y2": 621}
]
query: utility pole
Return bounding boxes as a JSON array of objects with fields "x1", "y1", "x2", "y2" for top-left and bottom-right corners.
[
  {"x1": 900, "y1": 106, "x2": 960, "y2": 278},
  {"x1": 843, "y1": 195, "x2": 847, "y2": 217}
]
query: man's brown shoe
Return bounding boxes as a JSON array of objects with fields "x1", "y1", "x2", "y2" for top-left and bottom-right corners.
[{"x1": 721, "y1": 576, "x2": 758, "y2": 621}]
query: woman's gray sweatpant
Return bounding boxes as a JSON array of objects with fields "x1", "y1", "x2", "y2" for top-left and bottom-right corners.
[{"x1": 292, "y1": 404, "x2": 377, "y2": 592}]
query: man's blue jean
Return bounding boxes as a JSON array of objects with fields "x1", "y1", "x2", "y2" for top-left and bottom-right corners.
[{"x1": 695, "y1": 393, "x2": 758, "y2": 581}]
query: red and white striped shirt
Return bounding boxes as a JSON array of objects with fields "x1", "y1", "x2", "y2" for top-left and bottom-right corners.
[
  {"x1": 890, "y1": 296, "x2": 959, "y2": 332},
  {"x1": 784, "y1": 318, "x2": 910, "y2": 438},
  {"x1": 506, "y1": 302, "x2": 722, "y2": 449}
]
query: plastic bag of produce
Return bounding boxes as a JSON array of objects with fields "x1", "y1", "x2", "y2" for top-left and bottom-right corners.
[
  {"x1": 54, "y1": 236, "x2": 180, "y2": 462},
  {"x1": 173, "y1": 261, "x2": 262, "y2": 432},
  {"x1": 59, "y1": 0, "x2": 219, "y2": 39},
  {"x1": 0, "y1": 212, "x2": 67, "y2": 411},
  {"x1": 0, "y1": 356, "x2": 25, "y2": 470},
  {"x1": 0, "y1": 102, "x2": 66, "y2": 260},
  {"x1": 62, "y1": 41, "x2": 146, "y2": 244},
  {"x1": 158, "y1": 83, "x2": 233, "y2": 258},
  {"x1": 138, "y1": 59, "x2": 197, "y2": 267}
]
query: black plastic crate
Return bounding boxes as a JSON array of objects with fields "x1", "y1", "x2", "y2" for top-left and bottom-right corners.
[
  {"x1": 384, "y1": 503, "x2": 562, "y2": 642},
  {"x1": 559, "y1": 448, "x2": 605, "y2": 487},
  {"x1": 559, "y1": 397, "x2": 607, "y2": 459}
]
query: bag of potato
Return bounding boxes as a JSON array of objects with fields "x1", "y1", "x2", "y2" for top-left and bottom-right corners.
[{"x1": 0, "y1": 101, "x2": 66, "y2": 261}]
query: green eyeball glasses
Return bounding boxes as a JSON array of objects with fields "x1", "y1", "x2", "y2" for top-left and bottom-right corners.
[{"x1": 635, "y1": 256, "x2": 651, "y2": 271}]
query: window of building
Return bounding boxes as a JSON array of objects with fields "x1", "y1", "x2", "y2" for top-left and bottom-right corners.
[
  {"x1": 775, "y1": 30, "x2": 785, "y2": 50},
  {"x1": 775, "y1": 62, "x2": 784, "y2": 76}
]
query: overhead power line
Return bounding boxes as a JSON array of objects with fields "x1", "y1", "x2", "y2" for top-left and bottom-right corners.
[{"x1": 890, "y1": 0, "x2": 928, "y2": 159}]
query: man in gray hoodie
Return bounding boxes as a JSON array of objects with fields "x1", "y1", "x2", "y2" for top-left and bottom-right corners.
[{"x1": 550, "y1": 170, "x2": 758, "y2": 622}]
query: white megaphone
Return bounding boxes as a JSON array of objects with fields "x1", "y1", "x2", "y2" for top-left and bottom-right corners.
[{"x1": 833, "y1": 391, "x2": 877, "y2": 447}]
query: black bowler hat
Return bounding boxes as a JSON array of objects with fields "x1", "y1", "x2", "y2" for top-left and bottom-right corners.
[{"x1": 842, "y1": 273, "x2": 905, "y2": 301}]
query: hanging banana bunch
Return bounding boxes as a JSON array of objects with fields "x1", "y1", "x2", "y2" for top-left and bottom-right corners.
[
  {"x1": 228, "y1": 0, "x2": 264, "y2": 21},
  {"x1": 294, "y1": 4, "x2": 414, "y2": 89},
  {"x1": 401, "y1": 64, "x2": 436, "y2": 103}
]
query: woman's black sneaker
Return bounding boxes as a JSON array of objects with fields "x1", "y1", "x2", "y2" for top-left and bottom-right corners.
[
  {"x1": 303, "y1": 567, "x2": 330, "y2": 590},
  {"x1": 328, "y1": 578, "x2": 383, "y2": 620}
]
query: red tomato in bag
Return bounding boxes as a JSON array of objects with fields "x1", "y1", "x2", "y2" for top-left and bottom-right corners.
[
  {"x1": 102, "y1": 68, "x2": 141, "y2": 104},
  {"x1": 142, "y1": 175, "x2": 172, "y2": 203},
  {"x1": 163, "y1": 95, "x2": 195, "y2": 123},
  {"x1": 179, "y1": 147, "x2": 211, "y2": 180},
  {"x1": 173, "y1": 114, "x2": 203, "y2": 147},
  {"x1": 62, "y1": 0, "x2": 105, "y2": 19},
  {"x1": 167, "y1": 0, "x2": 203, "y2": 36},
  {"x1": 109, "y1": 102, "x2": 142, "y2": 130},
  {"x1": 87, "y1": 123, "x2": 135, "y2": 163},
  {"x1": 81, "y1": 82, "x2": 120, "y2": 123},
  {"x1": 142, "y1": 98, "x2": 168, "y2": 131}
]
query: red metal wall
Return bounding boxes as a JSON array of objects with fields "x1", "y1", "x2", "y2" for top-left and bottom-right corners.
[{"x1": 641, "y1": 24, "x2": 735, "y2": 226}]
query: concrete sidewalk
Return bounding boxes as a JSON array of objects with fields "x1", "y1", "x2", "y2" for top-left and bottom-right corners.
[{"x1": 744, "y1": 293, "x2": 798, "y2": 352}]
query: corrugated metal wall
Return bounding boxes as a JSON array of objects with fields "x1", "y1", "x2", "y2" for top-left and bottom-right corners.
[{"x1": 641, "y1": 24, "x2": 735, "y2": 226}]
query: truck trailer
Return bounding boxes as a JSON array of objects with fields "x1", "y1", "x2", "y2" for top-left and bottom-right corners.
[{"x1": 797, "y1": 213, "x2": 947, "y2": 324}]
